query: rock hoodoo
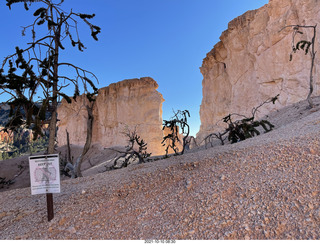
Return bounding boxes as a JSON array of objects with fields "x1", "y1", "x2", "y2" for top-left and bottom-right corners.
[
  {"x1": 198, "y1": 0, "x2": 320, "y2": 140},
  {"x1": 57, "y1": 77, "x2": 165, "y2": 156}
]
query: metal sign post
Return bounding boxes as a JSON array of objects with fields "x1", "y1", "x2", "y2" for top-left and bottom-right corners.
[{"x1": 29, "y1": 154, "x2": 60, "y2": 221}]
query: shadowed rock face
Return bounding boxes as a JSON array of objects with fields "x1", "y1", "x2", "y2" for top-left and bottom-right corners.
[
  {"x1": 57, "y1": 77, "x2": 165, "y2": 156},
  {"x1": 198, "y1": 0, "x2": 320, "y2": 141}
]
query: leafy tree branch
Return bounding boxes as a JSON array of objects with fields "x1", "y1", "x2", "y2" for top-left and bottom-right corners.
[
  {"x1": 162, "y1": 110, "x2": 190, "y2": 157},
  {"x1": 0, "y1": 0, "x2": 101, "y2": 155},
  {"x1": 105, "y1": 128, "x2": 151, "y2": 171},
  {"x1": 204, "y1": 95, "x2": 279, "y2": 147}
]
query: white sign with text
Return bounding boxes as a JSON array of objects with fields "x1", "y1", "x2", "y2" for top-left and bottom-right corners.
[{"x1": 29, "y1": 154, "x2": 60, "y2": 195}]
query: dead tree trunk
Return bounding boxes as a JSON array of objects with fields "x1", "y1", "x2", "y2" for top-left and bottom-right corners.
[
  {"x1": 308, "y1": 25, "x2": 317, "y2": 107},
  {"x1": 281, "y1": 24, "x2": 317, "y2": 108},
  {"x1": 63, "y1": 99, "x2": 95, "y2": 178},
  {"x1": 74, "y1": 100, "x2": 95, "y2": 177},
  {"x1": 66, "y1": 129, "x2": 72, "y2": 163}
]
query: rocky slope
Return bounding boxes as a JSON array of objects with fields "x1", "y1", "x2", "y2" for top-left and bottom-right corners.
[
  {"x1": 198, "y1": 0, "x2": 320, "y2": 140},
  {"x1": 57, "y1": 77, "x2": 165, "y2": 156},
  {"x1": 1, "y1": 97, "x2": 320, "y2": 240}
]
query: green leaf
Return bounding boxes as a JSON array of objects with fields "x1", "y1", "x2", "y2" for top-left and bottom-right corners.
[
  {"x1": 79, "y1": 13, "x2": 95, "y2": 19},
  {"x1": 83, "y1": 76, "x2": 97, "y2": 91},
  {"x1": 91, "y1": 31, "x2": 99, "y2": 41},
  {"x1": 37, "y1": 18, "x2": 45, "y2": 26},
  {"x1": 86, "y1": 93, "x2": 96, "y2": 102},
  {"x1": 305, "y1": 42, "x2": 312, "y2": 55},
  {"x1": 92, "y1": 25, "x2": 101, "y2": 31},
  {"x1": 24, "y1": 2, "x2": 29, "y2": 11},
  {"x1": 78, "y1": 42, "x2": 85, "y2": 51},
  {"x1": 271, "y1": 94, "x2": 279, "y2": 104},
  {"x1": 47, "y1": 19, "x2": 58, "y2": 28},
  {"x1": 33, "y1": 7, "x2": 46, "y2": 16}
]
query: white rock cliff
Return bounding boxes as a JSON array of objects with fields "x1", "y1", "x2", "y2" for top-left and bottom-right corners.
[
  {"x1": 198, "y1": 0, "x2": 320, "y2": 140},
  {"x1": 57, "y1": 77, "x2": 165, "y2": 156}
]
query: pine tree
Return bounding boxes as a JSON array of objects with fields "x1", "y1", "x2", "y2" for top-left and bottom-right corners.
[{"x1": 1, "y1": 0, "x2": 101, "y2": 155}]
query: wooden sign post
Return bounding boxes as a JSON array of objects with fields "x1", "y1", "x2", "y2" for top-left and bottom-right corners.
[
  {"x1": 46, "y1": 193, "x2": 54, "y2": 221},
  {"x1": 29, "y1": 154, "x2": 60, "y2": 221}
]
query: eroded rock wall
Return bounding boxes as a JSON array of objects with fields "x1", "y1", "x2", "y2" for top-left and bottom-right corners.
[
  {"x1": 57, "y1": 77, "x2": 165, "y2": 156},
  {"x1": 198, "y1": 0, "x2": 320, "y2": 140}
]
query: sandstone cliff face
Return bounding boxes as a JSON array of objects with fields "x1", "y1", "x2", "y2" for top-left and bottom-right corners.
[
  {"x1": 198, "y1": 0, "x2": 320, "y2": 140},
  {"x1": 0, "y1": 128, "x2": 13, "y2": 144},
  {"x1": 57, "y1": 77, "x2": 165, "y2": 156}
]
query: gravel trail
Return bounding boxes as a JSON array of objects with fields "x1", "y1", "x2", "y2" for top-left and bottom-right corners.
[{"x1": 1, "y1": 101, "x2": 320, "y2": 240}]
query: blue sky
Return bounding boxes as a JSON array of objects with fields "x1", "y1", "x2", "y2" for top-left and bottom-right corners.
[{"x1": 0, "y1": 0, "x2": 268, "y2": 136}]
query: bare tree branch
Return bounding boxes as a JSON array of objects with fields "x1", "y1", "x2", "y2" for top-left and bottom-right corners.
[{"x1": 280, "y1": 24, "x2": 317, "y2": 108}]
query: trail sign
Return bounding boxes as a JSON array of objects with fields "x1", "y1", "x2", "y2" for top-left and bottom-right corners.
[
  {"x1": 29, "y1": 154, "x2": 61, "y2": 195},
  {"x1": 29, "y1": 154, "x2": 60, "y2": 221}
]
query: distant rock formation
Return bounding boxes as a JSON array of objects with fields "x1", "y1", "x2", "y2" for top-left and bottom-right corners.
[
  {"x1": 57, "y1": 77, "x2": 165, "y2": 156},
  {"x1": 0, "y1": 128, "x2": 14, "y2": 144},
  {"x1": 198, "y1": 0, "x2": 320, "y2": 140}
]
